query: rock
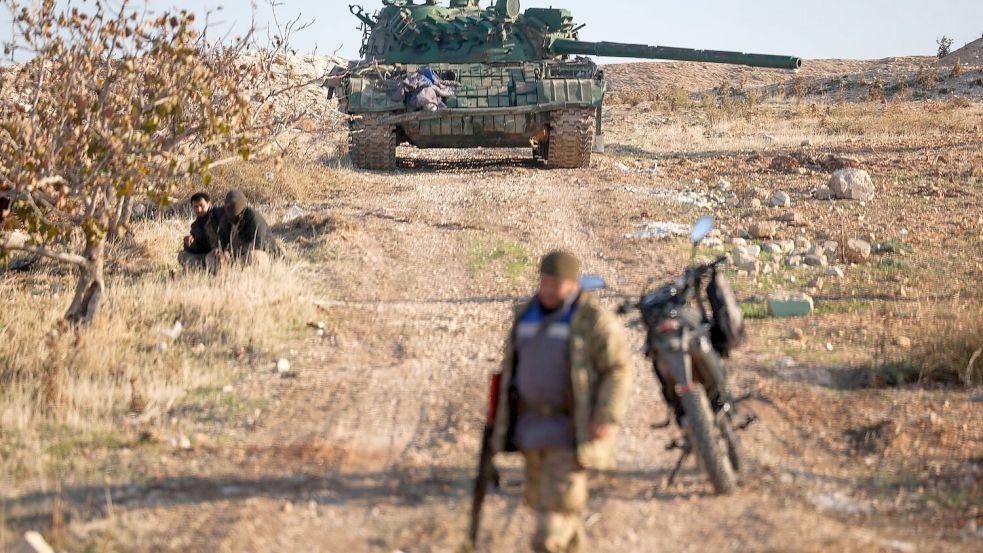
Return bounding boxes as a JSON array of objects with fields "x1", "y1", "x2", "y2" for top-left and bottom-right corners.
[
  {"x1": 714, "y1": 179, "x2": 732, "y2": 191},
  {"x1": 731, "y1": 237, "x2": 748, "y2": 247},
  {"x1": 789, "y1": 328, "x2": 806, "y2": 341},
  {"x1": 823, "y1": 241, "x2": 839, "y2": 256},
  {"x1": 786, "y1": 255, "x2": 803, "y2": 268},
  {"x1": 747, "y1": 198, "x2": 762, "y2": 209},
  {"x1": 778, "y1": 211, "x2": 807, "y2": 226},
  {"x1": 736, "y1": 259, "x2": 760, "y2": 274},
  {"x1": 768, "y1": 292, "x2": 815, "y2": 318},
  {"x1": 970, "y1": 393, "x2": 983, "y2": 403},
  {"x1": 8, "y1": 532, "x2": 55, "y2": 553},
  {"x1": 808, "y1": 277, "x2": 825, "y2": 291},
  {"x1": 829, "y1": 168, "x2": 876, "y2": 201},
  {"x1": 801, "y1": 139, "x2": 814, "y2": 147},
  {"x1": 778, "y1": 240, "x2": 796, "y2": 254},
  {"x1": 749, "y1": 221, "x2": 778, "y2": 239},
  {"x1": 276, "y1": 358, "x2": 292, "y2": 375},
  {"x1": 178, "y1": 435, "x2": 192, "y2": 450},
  {"x1": 703, "y1": 237, "x2": 724, "y2": 250},
  {"x1": 794, "y1": 237, "x2": 811, "y2": 250},
  {"x1": 845, "y1": 239, "x2": 872, "y2": 263},
  {"x1": 769, "y1": 191, "x2": 791, "y2": 208},
  {"x1": 749, "y1": 186, "x2": 771, "y2": 201},
  {"x1": 893, "y1": 336, "x2": 913, "y2": 349},
  {"x1": 804, "y1": 254, "x2": 828, "y2": 267},
  {"x1": 763, "y1": 242, "x2": 784, "y2": 255},
  {"x1": 826, "y1": 267, "x2": 846, "y2": 279},
  {"x1": 745, "y1": 245, "x2": 762, "y2": 258},
  {"x1": 814, "y1": 185, "x2": 834, "y2": 200},
  {"x1": 282, "y1": 206, "x2": 305, "y2": 224}
]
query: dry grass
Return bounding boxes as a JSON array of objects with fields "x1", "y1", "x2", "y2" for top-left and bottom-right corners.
[
  {"x1": 0, "y1": 218, "x2": 316, "y2": 475},
  {"x1": 170, "y1": 155, "x2": 353, "y2": 208},
  {"x1": 607, "y1": 96, "x2": 983, "y2": 153},
  {"x1": 910, "y1": 302, "x2": 983, "y2": 385}
]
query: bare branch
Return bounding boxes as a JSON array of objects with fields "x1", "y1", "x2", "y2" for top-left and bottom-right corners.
[{"x1": 1, "y1": 232, "x2": 88, "y2": 267}]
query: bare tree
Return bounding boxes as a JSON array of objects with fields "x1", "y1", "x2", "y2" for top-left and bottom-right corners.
[{"x1": 0, "y1": 0, "x2": 312, "y2": 324}]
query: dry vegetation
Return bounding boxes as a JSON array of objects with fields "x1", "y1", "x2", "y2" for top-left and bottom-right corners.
[
  {"x1": 0, "y1": 222, "x2": 316, "y2": 471},
  {"x1": 2, "y1": 46, "x2": 983, "y2": 552}
]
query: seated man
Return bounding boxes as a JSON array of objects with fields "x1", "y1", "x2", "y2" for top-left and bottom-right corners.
[
  {"x1": 177, "y1": 192, "x2": 222, "y2": 272},
  {"x1": 218, "y1": 189, "x2": 280, "y2": 268}
]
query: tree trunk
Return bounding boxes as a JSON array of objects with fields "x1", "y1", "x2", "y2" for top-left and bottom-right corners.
[{"x1": 65, "y1": 237, "x2": 105, "y2": 325}]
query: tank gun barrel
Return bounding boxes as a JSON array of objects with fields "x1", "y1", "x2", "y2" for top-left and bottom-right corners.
[{"x1": 549, "y1": 38, "x2": 801, "y2": 70}]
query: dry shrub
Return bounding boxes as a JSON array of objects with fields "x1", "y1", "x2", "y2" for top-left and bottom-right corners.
[
  {"x1": 788, "y1": 76, "x2": 811, "y2": 99},
  {"x1": 916, "y1": 65, "x2": 939, "y2": 89},
  {"x1": 0, "y1": 221, "x2": 316, "y2": 432},
  {"x1": 950, "y1": 60, "x2": 965, "y2": 78},
  {"x1": 911, "y1": 302, "x2": 983, "y2": 385}
]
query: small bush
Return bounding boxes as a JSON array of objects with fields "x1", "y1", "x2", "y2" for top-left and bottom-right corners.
[
  {"x1": 917, "y1": 66, "x2": 939, "y2": 89},
  {"x1": 909, "y1": 303, "x2": 983, "y2": 385},
  {"x1": 950, "y1": 60, "x2": 965, "y2": 78}
]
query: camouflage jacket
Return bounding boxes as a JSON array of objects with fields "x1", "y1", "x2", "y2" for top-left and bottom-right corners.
[{"x1": 491, "y1": 292, "x2": 633, "y2": 470}]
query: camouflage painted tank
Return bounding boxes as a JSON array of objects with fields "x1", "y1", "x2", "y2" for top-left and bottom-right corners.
[{"x1": 325, "y1": 0, "x2": 801, "y2": 170}]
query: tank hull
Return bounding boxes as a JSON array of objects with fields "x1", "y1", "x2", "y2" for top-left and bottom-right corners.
[{"x1": 338, "y1": 60, "x2": 604, "y2": 158}]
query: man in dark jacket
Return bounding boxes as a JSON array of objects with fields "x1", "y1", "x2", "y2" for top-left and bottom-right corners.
[
  {"x1": 218, "y1": 189, "x2": 279, "y2": 268},
  {"x1": 178, "y1": 192, "x2": 223, "y2": 272}
]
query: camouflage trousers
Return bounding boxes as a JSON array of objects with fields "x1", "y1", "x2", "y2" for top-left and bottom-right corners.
[{"x1": 522, "y1": 448, "x2": 588, "y2": 553}]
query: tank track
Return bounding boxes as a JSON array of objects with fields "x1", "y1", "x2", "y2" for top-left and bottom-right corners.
[
  {"x1": 547, "y1": 108, "x2": 595, "y2": 169},
  {"x1": 350, "y1": 112, "x2": 397, "y2": 170}
]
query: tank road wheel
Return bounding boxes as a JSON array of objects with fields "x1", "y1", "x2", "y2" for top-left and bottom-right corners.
[
  {"x1": 350, "y1": 112, "x2": 397, "y2": 170},
  {"x1": 547, "y1": 108, "x2": 595, "y2": 169}
]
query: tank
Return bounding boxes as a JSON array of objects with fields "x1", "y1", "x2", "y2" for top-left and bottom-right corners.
[{"x1": 325, "y1": 0, "x2": 802, "y2": 170}]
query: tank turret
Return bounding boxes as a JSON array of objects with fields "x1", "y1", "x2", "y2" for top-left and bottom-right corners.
[{"x1": 330, "y1": 1, "x2": 802, "y2": 170}]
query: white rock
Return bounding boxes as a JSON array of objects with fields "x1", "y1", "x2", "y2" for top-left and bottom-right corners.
[
  {"x1": 749, "y1": 221, "x2": 778, "y2": 239},
  {"x1": 179, "y1": 435, "x2": 192, "y2": 450},
  {"x1": 829, "y1": 168, "x2": 876, "y2": 201},
  {"x1": 159, "y1": 320, "x2": 183, "y2": 341},
  {"x1": 8, "y1": 532, "x2": 55, "y2": 553},
  {"x1": 763, "y1": 243, "x2": 784, "y2": 255},
  {"x1": 282, "y1": 206, "x2": 305, "y2": 224},
  {"x1": 826, "y1": 267, "x2": 846, "y2": 279},
  {"x1": 746, "y1": 245, "x2": 762, "y2": 258},
  {"x1": 276, "y1": 358, "x2": 292, "y2": 374},
  {"x1": 769, "y1": 191, "x2": 792, "y2": 208},
  {"x1": 778, "y1": 240, "x2": 796, "y2": 254},
  {"x1": 747, "y1": 198, "x2": 762, "y2": 209},
  {"x1": 814, "y1": 185, "x2": 834, "y2": 201}
]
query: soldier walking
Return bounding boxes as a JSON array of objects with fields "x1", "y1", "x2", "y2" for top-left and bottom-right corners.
[{"x1": 490, "y1": 251, "x2": 632, "y2": 553}]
